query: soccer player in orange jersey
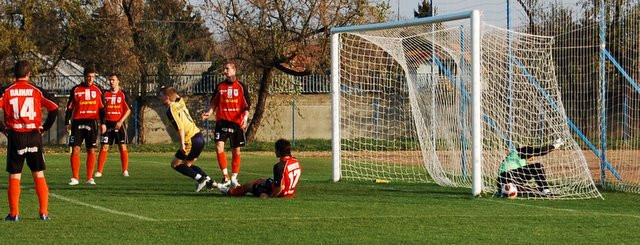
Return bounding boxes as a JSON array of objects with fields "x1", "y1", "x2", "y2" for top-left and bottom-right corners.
[
  {"x1": 65, "y1": 64, "x2": 106, "y2": 186},
  {"x1": 218, "y1": 139, "x2": 301, "y2": 198},
  {"x1": 0, "y1": 61, "x2": 58, "y2": 221},
  {"x1": 201, "y1": 62, "x2": 250, "y2": 188},
  {"x1": 96, "y1": 73, "x2": 131, "y2": 177}
]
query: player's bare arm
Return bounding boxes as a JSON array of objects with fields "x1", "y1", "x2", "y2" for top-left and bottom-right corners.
[
  {"x1": 179, "y1": 128, "x2": 186, "y2": 153},
  {"x1": 116, "y1": 109, "x2": 131, "y2": 131},
  {"x1": 201, "y1": 107, "x2": 214, "y2": 121},
  {"x1": 241, "y1": 110, "x2": 249, "y2": 129},
  {"x1": 270, "y1": 183, "x2": 284, "y2": 198}
]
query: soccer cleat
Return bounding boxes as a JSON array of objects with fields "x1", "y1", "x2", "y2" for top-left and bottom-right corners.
[
  {"x1": 195, "y1": 176, "x2": 211, "y2": 192},
  {"x1": 86, "y1": 178, "x2": 96, "y2": 185},
  {"x1": 230, "y1": 177, "x2": 240, "y2": 189},
  {"x1": 220, "y1": 177, "x2": 231, "y2": 187},
  {"x1": 39, "y1": 214, "x2": 49, "y2": 221},
  {"x1": 94, "y1": 172, "x2": 103, "y2": 178},
  {"x1": 68, "y1": 178, "x2": 79, "y2": 186},
  {"x1": 122, "y1": 170, "x2": 129, "y2": 177},
  {"x1": 206, "y1": 179, "x2": 220, "y2": 191},
  {"x1": 4, "y1": 214, "x2": 19, "y2": 221}
]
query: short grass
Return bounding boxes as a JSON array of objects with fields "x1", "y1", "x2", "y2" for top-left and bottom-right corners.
[{"x1": 0, "y1": 152, "x2": 639, "y2": 244}]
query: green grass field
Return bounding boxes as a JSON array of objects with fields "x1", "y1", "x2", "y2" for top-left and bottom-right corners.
[{"x1": 1, "y1": 152, "x2": 639, "y2": 243}]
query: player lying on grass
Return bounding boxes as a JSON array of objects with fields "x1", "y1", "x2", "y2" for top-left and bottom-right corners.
[
  {"x1": 0, "y1": 61, "x2": 58, "y2": 221},
  {"x1": 497, "y1": 138, "x2": 564, "y2": 198},
  {"x1": 159, "y1": 86, "x2": 215, "y2": 192},
  {"x1": 217, "y1": 139, "x2": 301, "y2": 198}
]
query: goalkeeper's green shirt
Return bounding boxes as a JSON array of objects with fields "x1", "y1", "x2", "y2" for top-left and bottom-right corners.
[{"x1": 498, "y1": 151, "x2": 528, "y2": 174}]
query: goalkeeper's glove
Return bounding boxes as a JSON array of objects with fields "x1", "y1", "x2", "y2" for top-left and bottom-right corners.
[{"x1": 552, "y1": 138, "x2": 564, "y2": 149}]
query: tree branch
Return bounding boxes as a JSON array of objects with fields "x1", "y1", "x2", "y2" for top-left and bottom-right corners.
[{"x1": 275, "y1": 62, "x2": 310, "y2": 76}]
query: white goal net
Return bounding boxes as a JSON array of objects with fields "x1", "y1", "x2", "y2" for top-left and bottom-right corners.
[{"x1": 331, "y1": 12, "x2": 602, "y2": 199}]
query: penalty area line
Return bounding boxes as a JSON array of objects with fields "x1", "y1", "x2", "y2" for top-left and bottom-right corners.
[{"x1": 50, "y1": 193, "x2": 157, "y2": 221}]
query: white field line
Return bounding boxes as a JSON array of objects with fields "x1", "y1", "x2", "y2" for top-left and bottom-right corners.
[
  {"x1": 55, "y1": 158, "x2": 640, "y2": 221},
  {"x1": 49, "y1": 192, "x2": 640, "y2": 222},
  {"x1": 50, "y1": 193, "x2": 157, "y2": 221}
]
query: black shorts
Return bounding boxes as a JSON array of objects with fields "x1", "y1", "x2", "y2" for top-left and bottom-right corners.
[
  {"x1": 6, "y1": 131, "x2": 46, "y2": 173},
  {"x1": 497, "y1": 163, "x2": 548, "y2": 195},
  {"x1": 69, "y1": 119, "x2": 99, "y2": 149},
  {"x1": 214, "y1": 120, "x2": 246, "y2": 148},
  {"x1": 101, "y1": 121, "x2": 127, "y2": 145},
  {"x1": 175, "y1": 132, "x2": 205, "y2": 161},
  {"x1": 249, "y1": 178, "x2": 274, "y2": 196}
]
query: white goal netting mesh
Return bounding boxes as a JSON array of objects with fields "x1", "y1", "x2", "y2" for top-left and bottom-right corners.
[{"x1": 337, "y1": 22, "x2": 602, "y2": 199}]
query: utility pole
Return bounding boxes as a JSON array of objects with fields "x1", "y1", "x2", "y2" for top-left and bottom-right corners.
[{"x1": 397, "y1": 0, "x2": 400, "y2": 20}]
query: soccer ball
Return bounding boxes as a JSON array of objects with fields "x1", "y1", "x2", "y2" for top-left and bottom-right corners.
[{"x1": 502, "y1": 183, "x2": 518, "y2": 199}]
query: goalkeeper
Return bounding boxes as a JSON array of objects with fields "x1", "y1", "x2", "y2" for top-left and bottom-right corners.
[{"x1": 497, "y1": 138, "x2": 564, "y2": 197}]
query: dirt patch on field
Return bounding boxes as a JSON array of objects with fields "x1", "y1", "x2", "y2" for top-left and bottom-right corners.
[
  {"x1": 583, "y1": 150, "x2": 640, "y2": 182},
  {"x1": 302, "y1": 149, "x2": 640, "y2": 183}
]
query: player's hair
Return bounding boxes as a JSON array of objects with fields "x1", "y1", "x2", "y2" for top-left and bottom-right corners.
[
  {"x1": 84, "y1": 64, "x2": 97, "y2": 76},
  {"x1": 109, "y1": 72, "x2": 119, "y2": 78},
  {"x1": 159, "y1": 85, "x2": 179, "y2": 102},
  {"x1": 14, "y1": 60, "x2": 31, "y2": 78},
  {"x1": 224, "y1": 61, "x2": 237, "y2": 70},
  {"x1": 275, "y1": 139, "x2": 291, "y2": 157}
]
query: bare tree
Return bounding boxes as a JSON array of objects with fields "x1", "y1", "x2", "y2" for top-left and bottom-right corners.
[
  {"x1": 0, "y1": 1, "x2": 91, "y2": 79},
  {"x1": 96, "y1": 0, "x2": 216, "y2": 143},
  {"x1": 516, "y1": 0, "x2": 542, "y2": 34},
  {"x1": 204, "y1": 0, "x2": 389, "y2": 142}
]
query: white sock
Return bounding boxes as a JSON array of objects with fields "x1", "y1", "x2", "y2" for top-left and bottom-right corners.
[
  {"x1": 195, "y1": 174, "x2": 202, "y2": 181},
  {"x1": 231, "y1": 173, "x2": 238, "y2": 180}
]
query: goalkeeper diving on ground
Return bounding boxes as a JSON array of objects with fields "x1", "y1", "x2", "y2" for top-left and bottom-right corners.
[{"x1": 497, "y1": 138, "x2": 564, "y2": 198}]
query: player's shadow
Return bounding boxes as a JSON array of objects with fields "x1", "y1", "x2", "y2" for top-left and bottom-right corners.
[{"x1": 159, "y1": 191, "x2": 229, "y2": 198}]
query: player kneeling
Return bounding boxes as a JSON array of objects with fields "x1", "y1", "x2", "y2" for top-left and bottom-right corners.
[
  {"x1": 217, "y1": 139, "x2": 301, "y2": 198},
  {"x1": 159, "y1": 86, "x2": 215, "y2": 192}
]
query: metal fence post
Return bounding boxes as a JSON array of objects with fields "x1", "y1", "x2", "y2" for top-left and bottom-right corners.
[
  {"x1": 292, "y1": 98, "x2": 296, "y2": 146},
  {"x1": 134, "y1": 100, "x2": 138, "y2": 145}
]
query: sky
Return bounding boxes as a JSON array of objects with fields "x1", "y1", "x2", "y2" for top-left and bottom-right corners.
[{"x1": 387, "y1": 0, "x2": 583, "y2": 27}]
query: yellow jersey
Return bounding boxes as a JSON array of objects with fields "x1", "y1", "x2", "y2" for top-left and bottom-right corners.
[{"x1": 166, "y1": 98, "x2": 200, "y2": 142}]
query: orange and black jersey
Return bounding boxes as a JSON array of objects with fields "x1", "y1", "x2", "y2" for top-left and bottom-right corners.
[
  {"x1": 273, "y1": 156, "x2": 301, "y2": 198},
  {"x1": 104, "y1": 89, "x2": 130, "y2": 122},
  {"x1": 64, "y1": 83, "x2": 105, "y2": 124},
  {"x1": 0, "y1": 80, "x2": 59, "y2": 132},
  {"x1": 210, "y1": 79, "x2": 250, "y2": 125}
]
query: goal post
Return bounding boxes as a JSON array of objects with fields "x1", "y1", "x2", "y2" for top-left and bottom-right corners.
[
  {"x1": 330, "y1": 10, "x2": 483, "y2": 195},
  {"x1": 330, "y1": 10, "x2": 601, "y2": 199}
]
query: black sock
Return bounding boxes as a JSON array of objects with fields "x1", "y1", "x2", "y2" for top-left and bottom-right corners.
[
  {"x1": 190, "y1": 165, "x2": 208, "y2": 178},
  {"x1": 173, "y1": 164, "x2": 198, "y2": 179}
]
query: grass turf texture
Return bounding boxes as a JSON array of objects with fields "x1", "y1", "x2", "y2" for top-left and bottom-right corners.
[{"x1": 0, "y1": 152, "x2": 639, "y2": 243}]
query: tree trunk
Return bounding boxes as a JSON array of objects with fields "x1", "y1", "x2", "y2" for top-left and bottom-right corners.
[
  {"x1": 245, "y1": 67, "x2": 273, "y2": 142},
  {"x1": 134, "y1": 95, "x2": 145, "y2": 144},
  {"x1": 135, "y1": 74, "x2": 148, "y2": 144}
]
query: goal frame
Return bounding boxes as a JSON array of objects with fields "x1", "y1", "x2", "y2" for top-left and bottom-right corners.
[{"x1": 330, "y1": 10, "x2": 483, "y2": 196}]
